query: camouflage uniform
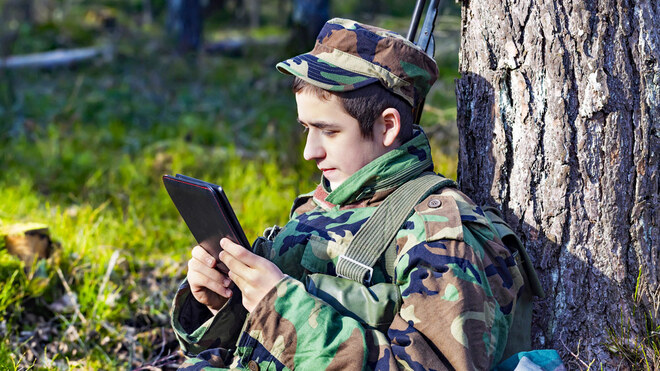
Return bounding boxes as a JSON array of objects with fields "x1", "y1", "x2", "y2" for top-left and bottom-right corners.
[{"x1": 171, "y1": 19, "x2": 522, "y2": 370}]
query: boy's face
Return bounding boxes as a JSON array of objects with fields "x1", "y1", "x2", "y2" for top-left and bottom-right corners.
[{"x1": 296, "y1": 91, "x2": 389, "y2": 190}]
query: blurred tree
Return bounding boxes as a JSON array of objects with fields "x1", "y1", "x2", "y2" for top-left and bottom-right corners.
[
  {"x1": 166, "y1": 0, "x2": 266, "y2": 53},
  {"x1": 246, "y1": 0, "x2": 260, "y2": 28},
  {"x1": 166, "y1": 0, "x2": 203, "y2": 53},
  {"x1": 143, "y1": 0, "x2": 153, "y2": 25},
  {"x1": 287, "y1": 0, "x2": 329, "y2": 54},
  {"x1": 0, "y1": 0, "x2": 30, "y2": 56},
  {"x1": 0, "y1": 0, "x2": 23, "y2": 137}
]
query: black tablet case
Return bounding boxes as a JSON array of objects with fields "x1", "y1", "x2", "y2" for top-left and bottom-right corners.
[{"x1": 163, "y1": 174, "x2": 250, "y2": 270}]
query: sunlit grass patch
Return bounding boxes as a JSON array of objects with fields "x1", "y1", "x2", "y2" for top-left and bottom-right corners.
[{"x1": 0, "y1": 120, "x2": 318, "y2": 368}]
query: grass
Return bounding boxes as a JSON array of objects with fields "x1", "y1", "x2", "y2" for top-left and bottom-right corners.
[
  {"x1": 0, "y1": 131, "x2": 318, "y2": 368},
  {"x1": 0, "y1": 1, "x2": 461, "y2": 368},
  {"x1": 562, "y1": 267, "x2": 660, "y2": 370},
  {"x1": 605, "y1": 268, "x2": 660, "y2": 370}
]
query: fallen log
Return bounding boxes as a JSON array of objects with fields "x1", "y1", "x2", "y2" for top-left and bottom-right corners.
[
  {"x1": 0, "y1": 45, "x2": 113, "y2": 69},
  {"x1": 204, "y1": 35, "x2": 286, "y2": 56}
]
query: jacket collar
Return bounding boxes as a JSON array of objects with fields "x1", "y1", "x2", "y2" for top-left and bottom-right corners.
[{"x1": 314, "y1": 127, "x2": 435, "y2": 208}]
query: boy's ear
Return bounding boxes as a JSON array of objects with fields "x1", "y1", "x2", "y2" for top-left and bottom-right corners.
[{"x1": 380, "y1": 108, "x2": 401, "y2": 147}]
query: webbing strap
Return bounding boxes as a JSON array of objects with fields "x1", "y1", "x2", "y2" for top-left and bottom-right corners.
[{"x1": 336, "y1": 173, "x2": 454, "y2": 283}]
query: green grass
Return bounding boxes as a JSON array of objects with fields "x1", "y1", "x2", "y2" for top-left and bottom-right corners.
[
  {"x1": 0, "y1": 45, "x2": 317, "y2": 367},
  {"x1": 0, "y1": 129, "x2": 318, "y2": 368},
  {"x1": 605, "y1": 268, "x2": 660, "y2": 370}
]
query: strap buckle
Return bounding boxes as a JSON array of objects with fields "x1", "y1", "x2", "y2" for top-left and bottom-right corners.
[{"x1": 337, "y1": 255, "x2": 373, "y2": 284}]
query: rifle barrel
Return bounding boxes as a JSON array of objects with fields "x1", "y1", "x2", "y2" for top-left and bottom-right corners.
[
  {"x1": 406, "y1": 0, "x2": 427, "y2": 41},
  {"x1": 416, "y1": 0, "x2": 441, "y2": 53},
  {"x1": 408, "y1": 0, "x2": 443, "y2": 125}
]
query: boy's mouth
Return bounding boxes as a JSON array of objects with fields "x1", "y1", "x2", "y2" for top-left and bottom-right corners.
[{"x1": 320, "y1": 168, "x2": 336, "y2": 176}]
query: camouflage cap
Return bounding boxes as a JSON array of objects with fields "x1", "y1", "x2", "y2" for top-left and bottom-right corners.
[{"x1": 276, "y1": 18, "x2": 438, "y2": 108}]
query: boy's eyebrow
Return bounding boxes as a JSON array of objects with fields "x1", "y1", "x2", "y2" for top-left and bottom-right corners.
[{"x1": 296, "y1": 118, "x2": 340, "y2": 130}]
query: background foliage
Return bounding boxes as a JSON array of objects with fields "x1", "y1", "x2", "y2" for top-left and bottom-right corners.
[{"x1": 0, "y1": 0, "x2": 461, "y2": 368}]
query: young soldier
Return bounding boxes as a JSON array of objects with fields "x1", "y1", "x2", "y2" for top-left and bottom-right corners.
[{"x1": 171, "y1": 18, "x2": 521, "y2": 370}]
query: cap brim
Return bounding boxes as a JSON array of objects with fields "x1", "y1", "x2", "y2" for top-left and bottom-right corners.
[{"x1": 276, "y1": 53, "x2": 379, "y2": 92}]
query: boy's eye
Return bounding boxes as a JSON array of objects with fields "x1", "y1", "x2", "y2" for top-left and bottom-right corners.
[{"x1": 322, "y1": 130, "x2": 337, "y2": 136}]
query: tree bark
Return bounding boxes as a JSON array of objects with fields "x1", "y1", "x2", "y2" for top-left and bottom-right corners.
[{"x1": 455, "y1": 0, "x2": 658, "y2": 368}]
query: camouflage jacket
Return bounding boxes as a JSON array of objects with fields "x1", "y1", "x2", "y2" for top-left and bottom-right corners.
[{"x1": 171, "y1": 130, "x2": 521, "y2": 370}]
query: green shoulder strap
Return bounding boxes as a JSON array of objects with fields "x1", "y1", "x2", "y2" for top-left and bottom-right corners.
[{"x1": 336, "y1": 172, "x2": 454, "y2": 284}]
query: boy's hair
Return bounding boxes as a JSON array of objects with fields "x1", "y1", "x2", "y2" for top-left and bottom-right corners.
[{"x1": 293, "y1": 77, "x2": 414, "y2": 143}]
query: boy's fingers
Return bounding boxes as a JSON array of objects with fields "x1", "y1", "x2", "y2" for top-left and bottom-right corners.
[
  {"x1": 220, "y1": 238, "x2": 258, "y2": 266},
  {"x1": 188, "y1": 258, "x2": 232, "y2": 288},
  {"x1": 189, "y1": 270, "x2": 228, "y2": 296},
  {"x1": 227, "y1": 270, "x2": 250, "y2": 296},
  {"x1": 192, "y1": 245, "x2": 216, "y2": 267},
  {"x1": 219, "y1": 249, "x2": 252, "y2": 281}
]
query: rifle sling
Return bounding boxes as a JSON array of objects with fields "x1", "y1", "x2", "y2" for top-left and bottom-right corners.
[{"x1": 336, "y1": 172, "x2": 453, "y2": 283}]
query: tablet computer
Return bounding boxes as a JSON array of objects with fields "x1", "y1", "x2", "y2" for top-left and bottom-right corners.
[{"x1": 163, "y1": 174, "x2": 250, "y2": 272}]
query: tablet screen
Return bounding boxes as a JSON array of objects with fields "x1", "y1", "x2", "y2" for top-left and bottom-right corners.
[{"x1": 163, "y1": 175, "x2": 250, "y2": 265}]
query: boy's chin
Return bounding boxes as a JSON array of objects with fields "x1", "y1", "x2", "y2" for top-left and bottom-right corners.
[
  {"x1": 323, "y1": 170, "x2": 341, "y2": 187},
  {"x1": 326, "y1": 177, "x2": 345, "y2": 191}
]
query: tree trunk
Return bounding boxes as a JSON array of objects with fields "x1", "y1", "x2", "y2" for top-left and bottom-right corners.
[
  {"x1": 455, "y1": 0, "x2": 658, "y2": 368},
  {"x1": 166, "y1": 0, "x2": 203, "y2": 53}
]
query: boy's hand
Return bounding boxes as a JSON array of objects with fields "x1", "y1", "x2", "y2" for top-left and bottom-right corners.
[
  {"x1": 220, "y1": 238, "x2": 285, "y2": 313},
  {"x1": 187, "y1": 245, "x2": 234, "y2": 315}
]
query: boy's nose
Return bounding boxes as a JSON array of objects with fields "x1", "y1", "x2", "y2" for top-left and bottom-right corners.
[{"x1": 303, "y1": 132, "x2": 325, "y2": 161}]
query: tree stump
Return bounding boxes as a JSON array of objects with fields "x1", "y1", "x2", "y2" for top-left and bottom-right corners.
[{"x1": 1, "y1": 223, "x2": 54, "y2": 265}]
